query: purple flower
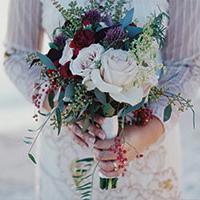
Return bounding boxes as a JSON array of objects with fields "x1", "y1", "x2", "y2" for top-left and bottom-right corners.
[
  {"x1": 83, "y1": 9, "x2": 101, "y2": 24},
  {"x1": 102, "y1": 14, "x2": 113, "y2": 26},
  {"x1": 104, "y1": 26, "x2": 126, "y2": 43},
  {"x1": 53, "y1": 33, "x2": 67, "y2": 48}
]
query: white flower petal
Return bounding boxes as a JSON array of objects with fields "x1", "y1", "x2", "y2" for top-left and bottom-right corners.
[
  {"x1": 91, "y1": 69, "x2": 122, "y2": 94},
  {"x1": 59, "y1": 39, "x2": 73, "y2": 65},
  {"x1": 69, "y1": 44, "x2": 105, "y2": 77},
  {"x1": 110, "y1": 87, "x2": 144, "y2": 106}
]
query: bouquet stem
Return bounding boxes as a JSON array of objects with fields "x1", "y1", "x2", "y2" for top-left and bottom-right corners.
[
  {"x1": 99, "y1": 115, "x2": 119, "y2": 190},
  {"x1": 100, "y1": 177, "x2": 118, "y2": 190}
]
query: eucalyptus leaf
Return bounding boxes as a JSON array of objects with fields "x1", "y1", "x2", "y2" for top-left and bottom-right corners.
[
  {"x1": 94, "y1": 89, "x2": 107, "y2": 105},
  {"x1": 78, "y1": 103, "x2": 90, "y2": 119},
  {"x1": 48, "y1": 91, "x2": 55, "y2": 109},
  {"x1": 120, "y1": 8, "x2": 134, "y2": 29},
  {"x1": 164, "y1": 104, "x2": 172, "y2": 122},
  {"x1": 58, "y1": 91, "x2": 65, "y2": 111},
  {"x1": 121, "y1": 97, "x2": 146, "y2": 116},
  {"x1": 28, "y1": 153, "x2": 37, "y2": 164},
  {"x1": 49, "y1": 42, "x2": 59, "y2": 50},
  {"x1": 121, "y1": 98, "x2": 145, "y2": 129},
  {"x1": 63, "y1": 82, "x2": 74, "y2": 102},
  {"x1": 76, "y1": 157, "x2": 94, "y2": 163},
  {"x1": 82, "y1": 117, "x2": 90, "y2": 133},
  {"x1": 103, "y1": 103, "x2": 115, "y2": 117},
  {"x1": 126, "y1": 26, "x2": 143, "y2": 38},
  {"x1": 56, "y1": 108, "x2": 62, "y2": 135},
  {"x1": 36, "y1": 52, "x2": 55, "y2": 69},
  {"x1": 24, "y1": 140, "x2": 32, "y2": 145}
]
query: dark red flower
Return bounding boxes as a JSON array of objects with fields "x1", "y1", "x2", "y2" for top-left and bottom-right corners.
[
  {"x1": 46, "y1": 48, "x2": 62, "y2": 62},
  {"x1": 83, "y1": 20, "x2": 91, "y2": 26},
  {"x1": 72, "y1": 48, "x2": 80, "y2": 59},
  {"x1": 70, "y1": 29, "x2": 95, "y2": 49},
  {"x1": 59, "y1": 61, "x2": 74, "y2": 79}
]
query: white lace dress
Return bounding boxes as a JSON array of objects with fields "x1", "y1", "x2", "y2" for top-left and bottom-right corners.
[{"x1": 4, "y1": 0, "x2": 200, "y2": 199}]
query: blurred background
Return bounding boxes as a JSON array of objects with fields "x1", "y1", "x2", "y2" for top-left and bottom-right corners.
[{"x1": 0, "y1": 1, "x2": 200, "y2": 200}]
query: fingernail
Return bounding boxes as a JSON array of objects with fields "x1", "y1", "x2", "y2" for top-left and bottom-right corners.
[
  {"x1": 88, "y1": 136, "x2": 96, "y2": 144},
  {"x1": 99, "y1": 131, "x2": 105, "y2": 140}
]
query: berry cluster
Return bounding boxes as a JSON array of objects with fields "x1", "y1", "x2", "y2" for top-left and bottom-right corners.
[
  {"x1": 133, "y1": 108, "x2": 153, "y2": 126},
  {"x1": 32, "y1": 83, "x2": 49, "y2": 110},
  {"x1": 109, "y1": 137, "x2": 128, "y2": 176}
]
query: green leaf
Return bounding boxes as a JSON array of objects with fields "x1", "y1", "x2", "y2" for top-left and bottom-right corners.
[
  {"x1": 63, "y1": 82, "x2": 74, "y2": 102},
  {"x1": 58, "y1": 92, "x2": 65, "y2": 111},
  {"x1": 24, "y1": 140, "x2": 32, "y2": 145},
  {"x1": 81, "y1": 117, "x2": 90, "y2": 132},
  {"x1": 28, "y1": 153, "x2": 37, "y2": 164},
  {"x1": 121, "y1": 98, "x2": 145, "y2": 129},
  {"x1": 126, "y1": 26, "x2": 143, "y2": 38},
  {"x1": 103, "y1": 103, "x2": 115, "y2": 117},
  {"x1": 49, "y1": 42, "x2": 59, "y2": 50},
  {"x1": 164, "y1": 104, "x2": 172, "y2": 122},
  {"x1": 36, "y1": 52, "x2": 55, "y2": 69},
  {"x1": 120, "y1": 8, "x2": 134, "y2": 28},
  {"x1": 122, "y1": 98, "x2": 146, "y2": 115},
  {"x1": 56, "y1": 108, "x2": 62, "y2": 135},
  {"x1": 94, "y1": 89, "x2": 107, "y2": 104},
  {"x1": 77, "y1": 182, "x2": 92, "y2": 190},
  {"x1": 48, "y1": 91, "x2": 55, "y2": 109},
  {"x1": 76, "y1": 157, "x2": 94, "y2": 163}
]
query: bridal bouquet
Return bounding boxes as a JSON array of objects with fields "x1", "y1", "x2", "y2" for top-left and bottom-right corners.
[{"x1": 26, "y1": 0, "x2": 194, "y2": 199}]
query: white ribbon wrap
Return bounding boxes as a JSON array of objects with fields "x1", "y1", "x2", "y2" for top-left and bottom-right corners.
[{"x1": 99, "y1": 115, "x2": 119, "y2": 178}]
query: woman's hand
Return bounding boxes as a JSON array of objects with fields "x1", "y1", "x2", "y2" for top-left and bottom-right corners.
[
  {"x1": 93, "y1": 116, "x2": 164, "y2": 177},
  {"x1": 68, "y1": 116, "x2": 106, "y2": 148},
  {"x1": 43, "y1": 96, "x2": 106, "y2": 148}
]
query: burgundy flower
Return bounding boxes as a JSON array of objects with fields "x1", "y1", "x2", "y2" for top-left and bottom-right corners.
[
  {"x1": 70, "y1": 29, "x2": 96, "y2": 49},
  {"x1": 72, "y1": 48, "x2": 80, "y2": 59},
  {"x1": 46, "y1": 48, "x2": 63, "y2": 62},
  {"x1": 104, "y1": 26, "x2": 126, "y2": 43},
  {"x1": 59, "y1": 61, "x2": 74, "y2": 79}
]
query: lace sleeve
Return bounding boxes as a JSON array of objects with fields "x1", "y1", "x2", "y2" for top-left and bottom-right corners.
[
  {"x1": 150, "y1": 0, "x2": 200, "y2": 132},
  {"x1": 3, "y1": 0, "x2": 43, "y2": 102}
]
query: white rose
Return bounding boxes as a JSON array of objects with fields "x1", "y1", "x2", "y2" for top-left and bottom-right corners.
[
  {"x1": 90, "y1": 49, "x2": 145, "y2": 106},
  {"x1": 59, "y1": 39, "x2": 73, "y2": 65},
  {"x1": 69, "y1": 44, "x2": 105, "y2": 78}
]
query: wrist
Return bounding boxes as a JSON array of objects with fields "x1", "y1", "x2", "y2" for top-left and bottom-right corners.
[{"x1": 124, "y1": 116, "x2": 164, "y2": 155}]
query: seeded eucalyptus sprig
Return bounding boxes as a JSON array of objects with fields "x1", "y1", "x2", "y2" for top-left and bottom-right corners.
[
  {"x1": 149, "y1": 87, "x2": 195, "y2": 127},
  {"x1": 51, "y1": 0, "x2": 85, "y2": 33}
]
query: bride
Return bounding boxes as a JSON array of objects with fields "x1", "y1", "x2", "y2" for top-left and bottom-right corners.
[{"x1": 4, "y1": 0, "x2": 200, "y2": 199}]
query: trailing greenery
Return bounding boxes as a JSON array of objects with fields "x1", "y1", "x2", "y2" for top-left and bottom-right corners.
[{"x1": 72, "y1": 158, "x2": 96, "y2": 200}]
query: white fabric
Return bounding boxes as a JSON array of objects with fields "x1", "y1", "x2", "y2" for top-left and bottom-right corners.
[{"x1": 3, "y1": 0, "x2": 200, "y2": 199}]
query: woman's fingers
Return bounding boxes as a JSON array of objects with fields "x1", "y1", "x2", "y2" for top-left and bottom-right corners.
[
  {"x1": 94, "y1": 138, "x2": 115, "y2": 150},
  {"x1": 94, "y1": 115, "x2": 105, "y2": 125},
  {"x1": 68, "y1": 124, "x2": 96, "y2": 146},
  {"x1": 99, "y1": 168, "x2": 122, "y2": 178},
  {"x1": 68, "y1": 123, "x2": 83, "y2": 138},
  {"x1": 77, "y1": 121, "x2": 105, "y2": 140},
  {"x1": 98, "y1": 161, "x2": 117, "y2": 172},
  {"x1": 72, "y1": 135, "x2": 88, "y2": 148},
  {"x1": 93, "y1": 149, "x2": 116, "y2": 161}
]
